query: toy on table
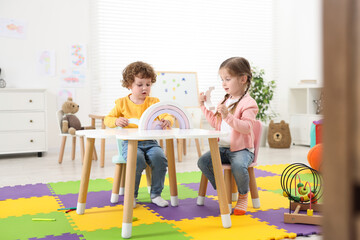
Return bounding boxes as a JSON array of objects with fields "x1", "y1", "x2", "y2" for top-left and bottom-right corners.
[
  {"x1": 281, "y1": 163, "x2": 323, "y2": 225},
  {"x1": 204, "y1": 86, "x2": 215, "y2": 110},
  {"x1": 61, "y1": 97, "x2": 94, "y2": 135},
  {"x1": 138, "y1": 101, "x2": 192, "y2": 130}
]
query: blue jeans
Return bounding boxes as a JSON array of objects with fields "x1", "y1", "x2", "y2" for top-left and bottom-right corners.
[
  {"x1": 122, "y1": 140, "x2": 167, "y2": 199},
  {"x1": 197, "y1": 147, "x2": 254, "y2": 195}
]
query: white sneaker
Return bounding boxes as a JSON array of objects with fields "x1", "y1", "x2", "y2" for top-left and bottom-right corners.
[{"x1": 151, "y1": 196, "x2": 169, "y2": 207}]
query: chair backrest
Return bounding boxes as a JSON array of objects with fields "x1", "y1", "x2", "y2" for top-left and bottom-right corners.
[
  {"x1": 252, "y1": 120, "x2": 263, "y2": 165},
  {"x1": 56, "y1": 110, "x2": 64, "y2": 134}
]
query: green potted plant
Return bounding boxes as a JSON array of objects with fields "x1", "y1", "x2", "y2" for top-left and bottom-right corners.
[{"x1": 249, "y1": 66, "x2": 277, "y2": 146}]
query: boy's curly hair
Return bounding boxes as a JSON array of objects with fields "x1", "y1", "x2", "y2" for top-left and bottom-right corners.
[{"x1": 122, "y1": 61, "x2": 157, "y2": 88}]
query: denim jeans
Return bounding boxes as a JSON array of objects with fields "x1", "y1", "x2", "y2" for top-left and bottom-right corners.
[
  {"x1": 197, "y1": 147, "x2": 254, "y2": 195},
  {"x1": 122, "y1": 140, "x2": 168, "y2": 199}
]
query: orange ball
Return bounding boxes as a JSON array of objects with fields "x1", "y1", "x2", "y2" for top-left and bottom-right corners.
[{"x1": 307, "y1": 144, "x2": 323, "y2": 171}]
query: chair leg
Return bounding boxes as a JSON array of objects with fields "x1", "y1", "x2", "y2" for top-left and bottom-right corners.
[
  {"x1": 248, "y1": 167, "x2": 260, "y2": 208},
  {"x1": 93, "y1": 143, "x2": 98, "y2": 160},
  {"x1": 197, "y1": 173, "x2": 208, "y2": 205},
  {"x1": 58, "y1": 136, "x2": 67, "y2": 164},
  {"x1": 177, "y1": 139, "x2": 183, "y2": 162},
  {"x1": 80, "y1": 137, "x2": 85, "y2": 164},
  {"x1": 159, "y1": 139, "x2": 164, "y2": 148},
  {"x1": 183, "y1": 139, "x2": 186, "y2": 155},
  {"x1": 224, "y1": 169, "x2": 233, "y2": 212},
  {"x1": 71, "y1": 137, "x2": 76, "y2": 160},
  {"x1": 145, "y1": 164, "x2": 152, "y2": 194},
  {"x1": 195, "y1": 139, "x2": 202, "y2": 157},
  {"x1": 111, "y1": 163, "x2": 122, "y2": 203},
  {"x1": 100, "y1": 138, "x2": 105, "y2": 168},
  {"x1": 231, "y1": 174, "x2": 238, "y2": 202},
  {"x1": 119, "y1": 164, "x2": 126, "y2": 195}
]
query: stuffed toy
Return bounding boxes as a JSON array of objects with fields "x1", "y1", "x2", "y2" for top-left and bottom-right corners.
[
  {"x1": 61, "y1": 97, "x2": 92, "y2": 135},
  {"x1": 267, "y1": 120, "x2": 292, "y2": 148}
]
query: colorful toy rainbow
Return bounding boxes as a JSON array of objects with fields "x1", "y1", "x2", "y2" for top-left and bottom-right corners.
[{"x1": 138, "y1": 101, "x2": 192, "y2": 130}]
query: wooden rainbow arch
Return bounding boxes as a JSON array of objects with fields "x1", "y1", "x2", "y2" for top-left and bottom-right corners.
[{"x1": 138, "y1": 101, "x2": 192, "y2": 130}]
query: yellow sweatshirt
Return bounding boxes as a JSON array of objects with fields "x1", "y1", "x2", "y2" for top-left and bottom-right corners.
[{"x1": 104, "y1": 94, "x2": 174, "y2": 128}]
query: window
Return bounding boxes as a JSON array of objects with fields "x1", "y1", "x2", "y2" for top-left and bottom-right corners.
[{"x1": 90, "y1": 0, "x2": 275, "y2": 114}]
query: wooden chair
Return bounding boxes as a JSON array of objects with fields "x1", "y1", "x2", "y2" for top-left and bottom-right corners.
[
  {"x1": 56, "y1": 110, "x2": 97, "y2": 164},
  {"x1": 197, "y1": 120, "x2": 262, "y2": 212}
]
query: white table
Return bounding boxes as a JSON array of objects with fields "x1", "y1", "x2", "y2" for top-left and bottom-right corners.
[{"x1": 76, "y1": 128, "x2": 230, "y2": 238}]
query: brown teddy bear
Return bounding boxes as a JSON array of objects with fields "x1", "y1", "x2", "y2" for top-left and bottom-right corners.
[
  {"x1": 61, "y1": 97, "x2": 92, "y2": 135},
  {"x1": 267, "y1": 120, "x2": 292, "y2": 148}
]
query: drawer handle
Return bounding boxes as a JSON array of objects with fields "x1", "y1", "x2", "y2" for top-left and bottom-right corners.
[
  {"x1": 29, "y1": 99, "x2": 33, "y2": 103},
  {"x1": 30, "y1": 139, "x2": 34, "y2": 143},
  {"x1": 30, "y1": 120, "x2": 33, "y2": 123}
]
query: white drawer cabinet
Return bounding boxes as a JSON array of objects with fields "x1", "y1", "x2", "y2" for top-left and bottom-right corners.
[{"x1": 0, "y1": 89, "x2": 47, "y2": 156}]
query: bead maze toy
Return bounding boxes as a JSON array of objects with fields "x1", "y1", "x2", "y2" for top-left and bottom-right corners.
[{"x1": 280, "y1": 163, "x2": 323, "y2": 225}]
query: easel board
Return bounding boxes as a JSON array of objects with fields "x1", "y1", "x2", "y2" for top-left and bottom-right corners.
[{"x1": 151, "y1": 71, "x2": 200, "y2": 108}]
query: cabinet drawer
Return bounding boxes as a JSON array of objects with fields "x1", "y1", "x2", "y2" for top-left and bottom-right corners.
[
  {"x1": 0, "y1": 92, "x2": 45, "y2": 111},
  {"x1": 0, "y1": 132, "x2": 46, "y2": 153},
  {"x1": 0, "y1": 112, "x2": 45, "y2": 131}
]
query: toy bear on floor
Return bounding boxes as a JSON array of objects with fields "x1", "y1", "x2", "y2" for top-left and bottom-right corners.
[
  {"x1": 267, "y1": 120, "x2": 292, "y2": 148},
  {"x1": 61, "y1": 97, "x2": 92, "y2": 135}
]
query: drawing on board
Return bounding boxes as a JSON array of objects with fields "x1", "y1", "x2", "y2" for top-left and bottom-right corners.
[{"x1": 151, "y1": 72, "x2": 199, "y2": 107}]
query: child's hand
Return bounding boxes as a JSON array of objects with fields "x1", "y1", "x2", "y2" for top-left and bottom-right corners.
[
  {"x1": 160, "y1": 119, "x2": 171, "y2": 130},
  {"x1": 115, "y1": 117, "x2": 129, "y2": 127},
  {"x1": 199, "y1": 92, "x2": 206, "y2": 106},
  {"x1": 216, "y1": 104, "x2": 229, "y2": 118}
]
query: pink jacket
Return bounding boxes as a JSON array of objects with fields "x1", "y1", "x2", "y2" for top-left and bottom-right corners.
[{"x1": 201, "y1": 93, "x2": 258, "y2": 152}]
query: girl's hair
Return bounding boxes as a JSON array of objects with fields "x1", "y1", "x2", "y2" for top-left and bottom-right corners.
[
  {"x1": 215, "y1": 57, "x2": 252, "y2": 117},
  {"x1": 122, "y1": 61, "x2": 157, "y2": 88}
]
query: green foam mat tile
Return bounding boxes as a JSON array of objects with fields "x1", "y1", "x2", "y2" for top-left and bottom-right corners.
[
  {"x1": 0, "y1": 211, "x2": 76, "y2": 240},
  {"x1": 48, "y1": 179, "x2": 113, "y2": 195},
  {"x1": 81, "y1": 222, "x2": 192, "y2": 240},
  {"x1": 169, "y1": 171, "x2": 201, "y2": 184}
]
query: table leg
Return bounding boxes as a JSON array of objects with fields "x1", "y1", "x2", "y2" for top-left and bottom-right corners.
[
  {"x1": 122, "y1": 140, "x2": 138, "y2": 239},
  {"x1": 76, "y1": 138, "x2": 95, "y2": 215},
  {"x1": 166, "y1": 139, "x2": 178, "y2": 206},
  {"x1": 208, "y1": 138, "x2": 231, "y2": 228}
]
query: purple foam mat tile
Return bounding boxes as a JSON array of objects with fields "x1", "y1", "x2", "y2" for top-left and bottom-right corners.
[
  {"x1": 144, "y1": 197, "x2": 220, "y2": 221},
  {"x1": 29, "y1": 233, "x2": 84, "y2": 240},
  {"x1": 248, "y1": 208, "x2": 321, "y2": 234},
  {"x1": 183, "y1": 182, "x2": 218, "y2": 196},
  {"x1": 254, "y1": 168, "x2": 279, "y2": 177},
  {"x1": 0, "y1": 183, "x2": 53, "y2": 201},
  {"x1": 57, "y1": 190, "x2": 122, "y2": 209}
]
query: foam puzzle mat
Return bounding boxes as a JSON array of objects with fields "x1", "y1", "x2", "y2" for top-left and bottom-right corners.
[{"x1": 0, "y1": 164, "x2": 321, "y2": 240}]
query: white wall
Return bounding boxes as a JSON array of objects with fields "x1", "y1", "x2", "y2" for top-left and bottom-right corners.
[
  {"x1": 273, "y1": 0, "x2": 323, "y2": 122},
  {"x1": 0, "y1": 0, "x2": 322, "y2": 152},
  {"x1": 0, "y1": 0, "x2": 92, "y2": 152}
]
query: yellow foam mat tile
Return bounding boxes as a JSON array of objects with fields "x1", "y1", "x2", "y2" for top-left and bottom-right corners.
[
  {"x1": 0, "y1": 196, "x2": 60, "y2": 218},
  {"x1": 208, "y1": 190, "x2": 288, "y2": 212},
  {"x1": 257, "y1": 175, "x2": 282, "y2": 191},
  {"x1": 68, "y1": 204, "x2": 164, "y2": 231},
  {"x1": 256, "y1": 164, "x2": 289, "y2": 175},
  {"x1": 169, "y1": 215, "x2": 290, "y2": 240}
]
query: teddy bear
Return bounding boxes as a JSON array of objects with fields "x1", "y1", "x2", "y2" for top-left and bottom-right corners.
[
  {"x1": 61, "y1": 97, "x2": 92, "y2": 135},
  {"x1": 267, "y1": 120, "x2": 292, "y2": 148}
]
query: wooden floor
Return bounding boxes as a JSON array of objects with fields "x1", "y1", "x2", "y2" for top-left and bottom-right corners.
[{"x1": 0, "y1": 142, "x2": 321, "y2": 240}]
